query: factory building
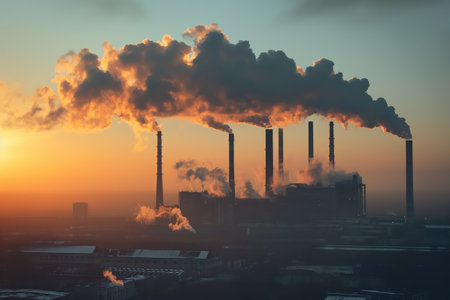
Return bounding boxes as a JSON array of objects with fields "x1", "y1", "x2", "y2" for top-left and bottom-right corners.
[
  {"x1": 179, "y1": 191, "x2": 233, "y2": 226},
  {"x1": 72, "y1": 202, "x2": 88, "y2": 220},
  {"x1": 178, "y1": 121, "x2": 365, "y2": 225},
  {"x1": 20, "y1": 245, "x2": 221, "y2": 279},
  {"x1": 21, "y1": 245, "x2": 99, "y2": 266},
  {"x1": 103, "y1": 249, "x2": 221, "y2": 278},
  {"x1": 181, "y1": 174, "x2": 365, "y2": 225}
]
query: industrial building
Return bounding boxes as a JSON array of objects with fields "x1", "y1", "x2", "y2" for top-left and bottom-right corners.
[
  {"x1": 72, "y1": 202, "x2": 88, "y2": 220},
  {"x1": 103, "y1": 249, "x2": 221, "y2": 278},
  {"x1": 21, "y1": 245, "x2": 99, "y2": 267},
  {"x1": 178, "y1": 122, "x2": 366, "y2": 226},
  {"x1": 20, "y1": 245, "x2": 220, "y2": 279}
]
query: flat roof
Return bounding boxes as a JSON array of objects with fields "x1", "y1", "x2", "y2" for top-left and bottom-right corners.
[
  {"x1": 424, "y1": 225, "x2": 450, "y2": 230},
  {"x1": 325, "y1": 296, "x2": 366, "y2": 300},
  {"x1": 284, "y1": 265, "x2": 355, "y2": 275},
  {"x1": 119, "y1": 249, "x2": 209, "y2": 259},
  {"x1": 21, "y1": 245, "x2": 96, "y2": 255},
  {"x1": 0, "y1": 289, "x2": 68, "y2": 299},
  {"x1": 318, "y1": 245, "x2": 448, "y2": 253}
]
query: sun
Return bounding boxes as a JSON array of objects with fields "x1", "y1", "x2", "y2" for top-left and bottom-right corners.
[{"x1": 0, "y1": 134, "x2": 17, "y2": 162}]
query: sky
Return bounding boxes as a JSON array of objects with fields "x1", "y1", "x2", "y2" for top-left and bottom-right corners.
[{"x1": 0, "y1": 0, "x2": 449, "y2": 217}]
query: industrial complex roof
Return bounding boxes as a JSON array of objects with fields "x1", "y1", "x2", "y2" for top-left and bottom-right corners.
[
  {"x1": 0, "y1": 289, "x2": 68, "y2": 299},
  {"x1": 21, "y1": 245, "x2": 96, "y2": 254},
  {"x1": 120, "y1": 249, "x2": 209, "y2": 259}
]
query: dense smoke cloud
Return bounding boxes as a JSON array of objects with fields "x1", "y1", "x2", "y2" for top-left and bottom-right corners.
[
  {"x1": 175, "y1": 160, "x2": 231, "y2": 196},
  {"x1": 135, "y1": 205, "x2": 196, "y2": 233},
  {"x1": 299, "y1": 160, "x2": 361, "y2": 186},
  {"x1": 1, "y1": 24, "x2": 411, "y2": 138}
]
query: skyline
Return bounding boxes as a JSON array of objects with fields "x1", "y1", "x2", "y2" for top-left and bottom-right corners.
[{"x1": 1, "y1": 0, "x2": 449, "y2": 218}]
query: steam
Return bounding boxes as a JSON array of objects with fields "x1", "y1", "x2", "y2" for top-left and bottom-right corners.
[
  {"x1": 1, "y1": 24, "x2": 411, "y2": 139},
  {"x1": 135, "y1": 205, "x2": 196, "y2": 233},
  {"x1": 242, "y1": 181, "x2": 262, "y2": 199},
  {"x1": 299, "y1": 160, "x2": 361, "y2": 186},
  {"x1": 103, "y1": 270, "x2": 124, "y2": 286},
  {"x1": 175, "y1": 160, "x2": 231, "y2": 196},
  {"x1": 0, "y1": 84, "x2": 66, "y2": 130}
]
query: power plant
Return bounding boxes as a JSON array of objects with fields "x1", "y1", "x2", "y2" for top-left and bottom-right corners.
[
  {"x1": 177, "y1": 121, "x2": 370, "y2": 226},
  {"x1": 6, "y1": 123, "x2": 440, "y2": 300}
]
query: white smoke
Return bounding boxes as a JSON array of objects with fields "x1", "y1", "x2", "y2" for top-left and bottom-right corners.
[
  {"x1": 135, "y1": 205, "x2": 196, "y2": 233},
  {"x1": 174, "y1": 160, "x2": 231, "y2": 196},
  {"x1": 298, "y1": 160, "x2": 361, "y2": 186}
]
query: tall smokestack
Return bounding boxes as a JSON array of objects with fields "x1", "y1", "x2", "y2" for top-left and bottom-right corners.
[
  {"x1": 265, "y1": 129, "x2": 274, "y2": 196},
  {"x1": 308, "y1": 121, "x2": 314, "y2": 164},
  {"x1": 156, "y1": 131, "x2": 164, "y2": 209},
  {"x1": 329, "y1": 121, "x2": 335, "y2": 168},
  {"x1": 229, "y1": 133, "x2": 235, "y2": 202},
  {"x1": 406, "y1": 140, "x2": 414, "y2": 222},
  {"x1": 278, "y1": 128, "x2": 284, "y2": 181}
]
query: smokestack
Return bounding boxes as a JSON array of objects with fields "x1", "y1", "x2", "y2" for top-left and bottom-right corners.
[
  {"x1": 156, "y1": 131, "x2": 163, "y2": 209},
  {"x1": 278, "y1": 128, "x2": 284, "y2": 180},
  {"x1": 406, "y1": 140, "x2": 414, "y2": 222},
  {"x1": 265, "y1": 129, "x2": 274, "y2": 196},
  {"x1": 308, "y1": 121, "x2": 314, "y2": 164},
  {"x1": 329, "y1": 121, "x2": 335, "y2": 168},
  {"x1": 229, "y1": 133, "x2": 235, "y2": 202}
]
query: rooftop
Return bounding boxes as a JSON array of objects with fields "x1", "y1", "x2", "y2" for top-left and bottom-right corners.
[
  {"x1": 118, "y1": 249, "x2": 209, "y2": 259},
  {"x1": 0, "y1": 289, "x2": 68, "y2": 300},
  {"x1": 21, "y1": 245, "x2": 96, "y2": 255}
]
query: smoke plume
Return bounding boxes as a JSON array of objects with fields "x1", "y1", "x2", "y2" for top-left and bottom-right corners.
[
  {"x1": 242, "y1": 181, "x2": 262, "y2": 199},
  {"x1": 1, "y1": 24, "x2": 411, "y2": 138},
  {"x1": 299, "y1": 160, "x2": 361, "y2": 186},
  {"x1": 175, "y1": 160, "x2": 231, "y2": 196},
  {"x1": 135, "y1": 205, "x2": 196, "y2": 233},
  {"x1": 0, "y1": 83, "x2": 66, "y2": 131},
  {"x1": 103, "y1": 270, "x2": 124, "y2": 286}
]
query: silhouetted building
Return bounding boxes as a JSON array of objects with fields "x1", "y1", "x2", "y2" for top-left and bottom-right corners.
[
  {"x1": 180, "y1": 175, "x2": 365, "y2": 225},
  {"x1": 103, "y1": 249, "x2": 221, "y2": 278},
  {"x1": 73, "y1": 202, "x2": 88, "y2": 220},
  {"x1": 179, "y1": 191, "x2": 232, "y2": 226},
  {"x1": 286, "y1": 175, "x2": 366, "y2": 219}
]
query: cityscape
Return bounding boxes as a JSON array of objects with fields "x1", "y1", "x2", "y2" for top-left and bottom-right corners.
[{"x1": 1, "y1": 1, "x2": 450, "y2": 299}]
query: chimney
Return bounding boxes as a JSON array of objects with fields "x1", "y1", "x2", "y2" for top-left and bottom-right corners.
[
  {"x1": 229, "y1": 133, "x2": 235, "y2": 202},
  {"x1": 308, "y1": 121, "x2": 314, "y2": 164},
  {"x1": 156, "y1": 131, "x2": 164, "y2": 209},
  {"x1": 265, "y1": 129, "x2": 274, "y2": 196},
  {"x1": 329, "y1": 121, "x2": 335, "y2": 168},
  {"x1": 406, "y1": 140, "x2": 414, "y2": 221},
  {"x1": 278, "y1": 128, "x2": 284, "y2": 181}
]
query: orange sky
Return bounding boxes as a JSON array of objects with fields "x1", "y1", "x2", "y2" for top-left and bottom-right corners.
[
  {"x1": 1, "y1": 114, "x2": 449, "y2": 217},
  {"x1": 0, "y1": 1, "x2": 449, "y2": 218}
]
